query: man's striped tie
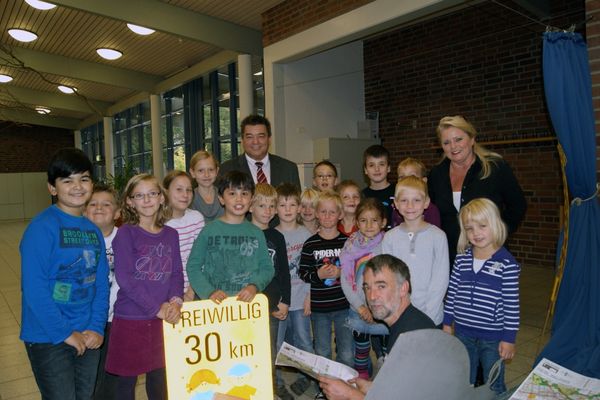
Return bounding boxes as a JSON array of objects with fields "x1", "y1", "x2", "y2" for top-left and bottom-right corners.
[{"x1": 255, "y1": 161, "x2": 267, "y2": 184}]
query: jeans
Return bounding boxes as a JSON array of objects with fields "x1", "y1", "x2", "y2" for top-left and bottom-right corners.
[
  {"x1": 277, "y1": 309, "x2": 313, "y2": 353},
  {"x1": 311, "y1": 309, "x2": 353, "y2": 367},
  {"x1": 25, "y1": 341, "x2": 100, "y2": 400},
  {"x1": 94, "y1": 323, "x2": 118, "y2": 400},
  {"x1": 276, "y1": 310, "x2": 313, "y2": 386},
  {"x1": 269, "y1": 315, "x2": 280, "y2": 386},
  {"x1": 455, "y1": 332, "x2": 507, "y2": 394},
  {"x1": 345, "y1": 309, "x2": 389, "y2": 336}
]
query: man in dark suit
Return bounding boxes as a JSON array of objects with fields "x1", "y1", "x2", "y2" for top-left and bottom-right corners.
[{"x1": 220, "y1": 114, "x2": 301, "y2": 189}]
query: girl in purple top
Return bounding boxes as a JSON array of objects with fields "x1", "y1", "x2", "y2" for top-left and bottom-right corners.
[{"x1": 106, "y1": 174, "x2": 183, "y2": 400}]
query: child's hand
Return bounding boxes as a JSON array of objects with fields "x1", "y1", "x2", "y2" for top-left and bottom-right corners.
[
  {"x1": 156, "y1": 302, "x2": 170, "y2": 320},
  {"x1": 82, "y1": 330, "x2": 104, "y2": 349},
  {"x1": 442, "y1": 324, "x2": 453, "y2": 335},
  {"x1": 237, "y1": 284, "x2": 258, "y2": 302},
  {"x1": 303, "y1": 294, "x2": 311, "y2": 316},
  {"x1": 317, "y1": 264, "x2": 337, "y2": 279},
  {"x1": 184, "y1": 286, "x2": 196, "y2": 302},
  {"x1": 358, "y1": 305, "x2": 373, "y2": 323},
  {"x1": 271, "y1": 302, "x2": 289, "y2": 320},
  {"x1": 64, "y1": 331, "x2": 87, "y2": 356},
  {"x1": 165, "y1": 302, "x2": 182, "y2": 325},
  {"x1": 209, "y1": 290, "x2": 227, "y2": 304},
  {"x1": 499, "y1": 341, "x2": 516, "y2": 360}
]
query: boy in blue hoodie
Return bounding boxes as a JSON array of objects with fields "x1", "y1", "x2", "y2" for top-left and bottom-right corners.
[{"x1": 20, "y1": 148, "x2": 109, "y2": 400}]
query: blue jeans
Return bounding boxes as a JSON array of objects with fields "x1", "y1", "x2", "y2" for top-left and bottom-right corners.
[
  {"x1": 277, "y1": 309, "x2": 313, "y2": 353},
  {"x1": 25, "y1": 341, "x2": 100, "y2": 400},
  {"x1": 311, "y1": 309, "x2": 353, "y2": 367},
  {"x1": 345, "y1": 309, "x2": 389, "y2": 335},
  {"x1": 455, "y1": 332, "x2": 507, "y2": 394},
  {"x1": 276, "y1": 310, "x2": 313, "y2": 386}
]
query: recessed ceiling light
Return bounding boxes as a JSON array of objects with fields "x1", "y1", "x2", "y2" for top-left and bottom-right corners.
[
  {"x1": 35, "y1": 106, "x2": 51, "y2": 114},
  {"x1": 253, "y1": 71, "x2": 263, "y2": 76},
  {"x1": 57, "y1": 85, "x2": 77, "y2": 94},
  {"x1": 96, "y1": 48, "x2": 123, "y2": 60},
  {"x1": 0, "y1": 74, "x2": 13, "y2": 83},
  {"x1": 8, "y1": 28, "x2": 38, "y2": 42},
  {"x1": 24, "y1": 0, "x2": 57, "y2": 10},
  {"x1": 126, "y1": 23, "x2": 155, "y2": 35}
]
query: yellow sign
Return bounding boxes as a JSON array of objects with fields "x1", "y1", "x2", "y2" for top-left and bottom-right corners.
[{"x1": 163, "y1": 294, "x2": 273, "y2": 400}]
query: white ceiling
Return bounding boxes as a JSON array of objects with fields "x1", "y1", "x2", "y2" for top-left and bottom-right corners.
[{"x1": 0, "y1": 0, "x2": 282, "y2": 129}]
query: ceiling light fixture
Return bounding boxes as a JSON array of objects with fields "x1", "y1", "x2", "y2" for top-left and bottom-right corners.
[
  {"x1": 24, "y1": 0, "x2": 57, "y2": 10},
  {"x1": 126, "y1": 23, "x2": 155, "y2": 35},
  {"x1": 253, "y1": 71, "x2": 263, "y2": 76},
  {"x1": 0, "y1": 74, "x2": 13, "y2": 83},
  {"x1": 57, "y1": 85, "x2": 77, "y2": 94},
  {"x1": 8, "y1": 28, "x2": 38, "y2": 42},
  {"x1": 96, "y1": 48, "x2": 123, "y2": 60},
  {"x1": 35, "y1": 106, "x2": 51, "y2": 114}
]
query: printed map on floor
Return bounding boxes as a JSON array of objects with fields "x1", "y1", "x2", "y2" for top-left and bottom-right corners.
[{"x1": 510, "y1": 358, "x2": 600, "y2": 399}]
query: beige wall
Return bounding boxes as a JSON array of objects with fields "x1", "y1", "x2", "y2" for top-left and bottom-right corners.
[{"x1": 0, "y1": 173, "x2": 51, "y2": 221}]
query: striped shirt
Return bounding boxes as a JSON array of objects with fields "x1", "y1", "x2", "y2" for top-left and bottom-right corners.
[
  {"x1": 443, "y1": 247, "x2": 520, "y2": 343},
  {"x1": 299, "y1": 233, "x2": 349, "y2": 313},
  {"x1": 166, "y1": 209, "x2": 205, "y2": 290}
]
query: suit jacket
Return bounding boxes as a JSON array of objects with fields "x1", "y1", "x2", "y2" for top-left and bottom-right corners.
[{"x1": 219, "y1": 153, "x2": 301, "y2": 189}]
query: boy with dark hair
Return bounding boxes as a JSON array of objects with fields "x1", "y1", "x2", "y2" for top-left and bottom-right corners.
[
  {"x1": 362, "y1": 145, "x2": 395, "y2": 230},
  {"x1": 20, "y1": 148, "x2": 110, "y2": 400},
  {"x1": 187, "y1": 171, "x2": 273, "y2": 303}
]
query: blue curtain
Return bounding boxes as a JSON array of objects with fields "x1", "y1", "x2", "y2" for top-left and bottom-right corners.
[{"x1": 536, "y1": 31, "x2": 600, "y2": 378}]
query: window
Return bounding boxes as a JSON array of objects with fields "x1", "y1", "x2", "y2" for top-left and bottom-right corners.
[
  {"x1": 80, "y1": 121, "x2": 105, "y2": 180},
  {"x1": 113, "y1": 102, "x2": 152, "y2": 176},
  {"x1": 80, "y1": 57, "x2": 264, "y2": 176}
]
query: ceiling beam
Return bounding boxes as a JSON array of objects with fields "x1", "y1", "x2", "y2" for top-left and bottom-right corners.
[
  {"x1": 2, "y1": 86, "x2": 111, "y2": 115},
  {"x1": 0, "y1": 109, "x2": 79, "y2": 130},
  {"x1": 50, "y1": 0, "x2": 263, "y2": 55},
  {"x1": 10, "y1": 47, "x2": 162, "y2": 92}
]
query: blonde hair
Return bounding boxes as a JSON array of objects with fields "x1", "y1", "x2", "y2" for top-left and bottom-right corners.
[
  {"x1": 395, "y1": 176, "x2": 429, "y2": 199},
  {"x1": 336, "y1": 180, "x2": 362, "y2": 197},
  {"x1": 397, "y1": 157, "x2": 427, "y2": 178},
  {"x1": 436, "y1": 116, "x2": 502, "y2": 179},
  {"x1": 300, "y1": 188, "x2": 319, "y2": 208},
  {"x1": 457, "y1": 198, "x2": 507, "y2": 253},
  {"x1": 189, "y1": 150, "x2": 218, "y2": 170},
  {"x1": 121, "y1": 173, "x2": 168, "y2": 227},
  {"x1": 316, "y1": 191, "x2": 343, "y2": 213},
  {"x1": 252, "y1": 183, "x2": 277, "y2": 206}
]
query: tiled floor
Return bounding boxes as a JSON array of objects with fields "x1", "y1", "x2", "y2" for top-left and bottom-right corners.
[{"x1": 0, "y1": 219, "x2": 552, "y2": 399}]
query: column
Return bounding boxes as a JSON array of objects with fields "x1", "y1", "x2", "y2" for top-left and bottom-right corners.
[
  {"x1": 150, "y1": 94, "x2": 164, "y2": 180},
  {"x1": 73, "y1": 130, "x2": 82, "y2": 149},
  {"x1": 238, "y1": 54, "x2": 253, "y2": 120},
  {"x1": 103, "y1": 117, "x2": 114, "y2": 177}
]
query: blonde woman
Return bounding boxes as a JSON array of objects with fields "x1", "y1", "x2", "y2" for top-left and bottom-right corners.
[{"x1": 428, "y1": 116, "x2": 526, "y2": 266}]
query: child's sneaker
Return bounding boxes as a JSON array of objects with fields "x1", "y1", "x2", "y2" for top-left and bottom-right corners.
[{"x1": 290, "y1": 376, "x2": 311, "y2": 395}]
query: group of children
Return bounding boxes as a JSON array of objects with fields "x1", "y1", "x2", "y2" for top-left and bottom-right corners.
[{"x1": 20, "y1": 144, "x2": 519, "y2": 400}]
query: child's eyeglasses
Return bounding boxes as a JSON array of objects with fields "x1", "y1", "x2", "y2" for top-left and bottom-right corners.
[{"x1": 130, "y1": 191, "x2": 160, "y2": 200}]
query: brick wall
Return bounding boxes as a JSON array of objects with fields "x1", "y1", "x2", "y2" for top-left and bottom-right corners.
[
  {"x1": 0, "y1": 121, "x2": 74, "y2": 173},
  {"x1": 364, "y1": 0, "x2": 585, "y2": 268},
  {"x1": 262, "y1": 0, "x2": 374, "y2": 46},
  {"x1": 587, "y1": 0, "x2": 600, "y2": 173}
]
